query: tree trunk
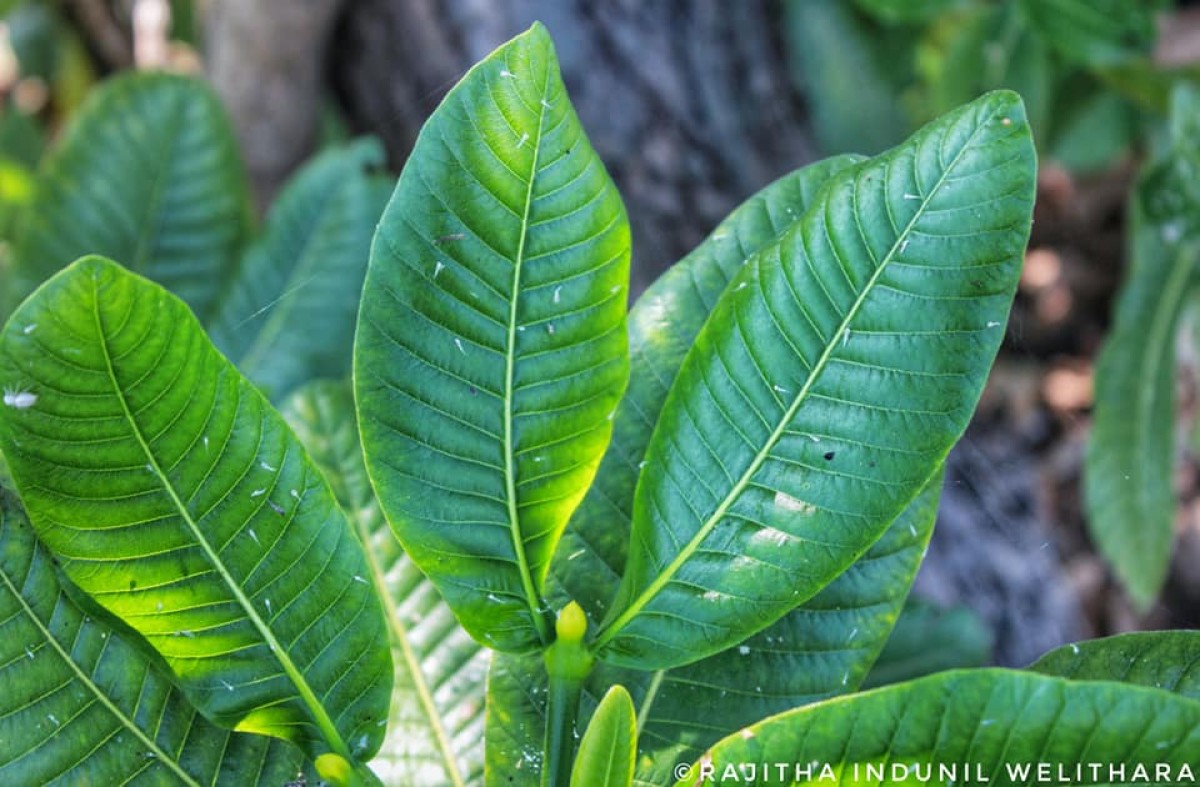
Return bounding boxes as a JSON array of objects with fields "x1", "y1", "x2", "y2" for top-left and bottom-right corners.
[{"x1": 330, "y1": 0, "x2": 815, "y2": 290}]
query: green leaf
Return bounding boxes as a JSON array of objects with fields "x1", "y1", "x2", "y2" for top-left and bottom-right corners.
[
  {"x1": 9, "y1": 72, "x2": 248, "y2": 321},
  {"x1": 0, "y1": 258, "x2": 392, "y2": 767},
  {"x1": 1085, "y1": 152, "x2": 1200, "y2": 609},
  {"x1": 0, "y1": 488, "x2": 308, "y2": 786},
  {"x1": 555, "y1": 154, "x2": 865, "y2": 623},
  {"x1": 594, "y1": 91, "x2": 1036, "y2": 671},
  {"x1": 1018, "y1": 0, "x2": 1162, "y2": 68},
  {"x1": 355, "y1": 23, "x2": 630, "y2": 652},
  {"x1": 782, "y1": 0, "x2": 909, "y2": 156},
  {"x1": 677, "y1": 670, "x2": 1200, "y2": 785},
  {"x1": 487, "y1": 473, "x2": 942, "y2": 786},
  {"x1": 210, "y1": 140, "x2": 392, "y2": 402},
  {"x1": 571, "y1": 686, "x2": 636, "y2": 787},
  {"x1": 1031, "y1": 632, "x2": 1200, "y2": 700},
  {"x1": 861, "y1": 599, "x2": 992, "y2": 688},
  {"x1": 283, "y1": 381, "x2": 489, "y2": 787}
]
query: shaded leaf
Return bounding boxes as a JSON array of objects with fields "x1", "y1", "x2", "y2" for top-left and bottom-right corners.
[
  {"x1": 854, "y1": 0, "x2": 967, "y2": 25},
  {"x1": 1031, "y1": 631, "x2": 1200, "y2": 700},
  {"x1": 782, "y1": 0, "x2": 908, "y2": 156},
  {"x1": 571, "y1": 686, "x2": 636, "y2": 787},
  {"x1": 0, "y1": 258, "x2": 392, "y2": 767},
  {"x1": 594, "y1": 90, "x2": 1036, "y2": 670},
  {"x1": 1018, "y1": 0, "x2": 1163, "y2": 68},
  {"x1": 554, "y1": 154, "x2": 865, "y2": 623},
  {"x1": 861, "y1": 599, "x2": 992, "y2": 688},
  {"x1": 355, "y1": 23, "x2": 630, "y2": 652},
  {"x1": 9, "y1": 72, "x2": 248, "y2": 320},
  {"x1": 677, "y1": 670, "x2": 1200, "y2": 785},
  {"x1": 0, "y1": 488, "x2": 307, "y2": 786},
  {"x1": 284, "y1": 381, "x2": 489, "y2": 786},
  {"x1": 210, "y1": 140, "x2": 392, "y2": 402}
]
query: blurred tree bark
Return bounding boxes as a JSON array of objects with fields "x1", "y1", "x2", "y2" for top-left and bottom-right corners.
[
  {"x1": 330, "y1": 0, "x2": 814, "y2": 289},
  {"x1": 205, "y1": 0, "x2": 345, "y2": 211}
]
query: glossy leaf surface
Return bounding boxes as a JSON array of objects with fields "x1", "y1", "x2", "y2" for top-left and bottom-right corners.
[
  {"x1": 596, "y1": 91, "x2": 1036, "y2": 670},
  {"x1": 0, "y1": 258, "x2": 392, "y2": 766},
  {"x1": 0, "y1": 489, "x2": 306, "y2": 786},
  {"x1": 9, "y1": 73, "x2": 247, "y2": 320},
  {"x1": 677, "y1": 670, "x2": 1200, "y2": 785},
  {"x1": 210, "y1": 140, "x2": 392, "y2": 402},
  {"x1": 555, "y1": 154, "x2": 865, "y2": 623},
  {"x1": 355, "y1": 23, "x2": 630, "y2": 652},
  {"x1": 284, "y1": 382, "x2": 489, "y2": 786}
]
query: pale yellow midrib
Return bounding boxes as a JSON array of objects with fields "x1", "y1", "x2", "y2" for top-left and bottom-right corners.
[
  {"x1": 90, "y1": 282, "x2": 352, "y2": 761},
  {"x1": 501, "y1": 58, "x2": 554, "y2": 645}
]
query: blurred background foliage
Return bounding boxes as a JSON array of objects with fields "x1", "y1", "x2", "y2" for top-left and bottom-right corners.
[{"x1": 2, "y1": 0, "x2": 1200, "y2": 671}]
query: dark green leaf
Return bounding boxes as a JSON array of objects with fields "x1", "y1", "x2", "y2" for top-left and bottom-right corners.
[
  {"x1": 9, "y1": 73, "x2": 248, "y2": 320},
  {"x1": 594, "y1": 90, "x2": 1036, "y2": 671},
  {"x1": 1018, "y1": 0, "x2": 1162, "y2": 67},
  {"x1": 210, "y1": 140, "x2": 391, "y2": 402},
  {"x1": 554, "y1": 154, "x2": 865, "y2": 623},
  {"x1": 1031, "y1": 632, "x2": 1200, "y2": 700},
  {"x1": 861, "y1": 599, "x2": 992, "y2": 688},
  {"x1": 677, "y1": 670, "x2": 1200, "y2": 785},
  {"x1": 355, "y1": 23, "x2": 630, "y2": 652}
]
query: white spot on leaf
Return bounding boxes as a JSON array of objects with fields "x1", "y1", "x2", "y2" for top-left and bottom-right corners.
[{"x1": 774, "y1": 491, "x2": 816, "y2": 515}]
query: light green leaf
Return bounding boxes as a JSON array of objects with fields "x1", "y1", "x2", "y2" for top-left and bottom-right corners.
[
  {"x1": 0, "y1": 488, "x2": 308, "y2": 786},
  {"x1": 487, "y1": 473, "x2": 942, "y2": 787},
  {"x1": 677, "y1": 670, "x2": 1200, "y2": 786},
  {"x1": 0, "y1": 258, "x2": 392, "y2": 768},
  {"x1": 9, "y1": 72, "x2": 248, "y2": 320},
  {"x1": 571, "y1": 686, "x2": 636, "y2": 787},
  {"x1": 554, "y1": 154, "x2": 865, "y2": 623},
  {"x1": 355, "y1": 23, "x2": 630, "y2": 652},
  {"x1": 861, "y1": 599, "x2": 992, "y2": 689},
  {"x1": 1018, "y1": 0, "x2": 1163, "y2": 68},
  {"x1": 1031, "y1": 632, "x2": 1200, "y2": 700},
  {"x1": 283, "y1": 381, "x2": 489, "y2": 787},
  {"x1": 210, "y1": 140, "x2": 392, "y2": 402},
  {"x1": 782, "y1": 0, "x2": 909, "y2": 156},
  {"x1": 1085, "y1": 118, "x2": 1200, "y2": 608},
  {"x1": 594, "y1": 90, "x2": 1036, "y2": 671}
]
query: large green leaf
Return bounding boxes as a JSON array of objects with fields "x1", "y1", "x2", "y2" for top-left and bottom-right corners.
[
  {"x1": 1085, "y1": 87, "x2": 1200, "y2": 609},
  {"x1": 676, "y1": 671, "x2": 1200, "y2": 785},
  {"x1": 355, "y1": 23, "x2": 630, "y2": 652},
  {"x1": 554, "y1": 154, "x2": 865, "y2": 623},
  {"x1": 0, "y1": 258, "x2": 392, "y2": 770},
  {"x1": 1018, "y1": 0, "x2": 1163, "y2": 68},
  {"x1": 861, "y1": 599, "x2": 992, "y2": 688},
  {"x1": 853, "y1": 0, "x2": 966, "y2": 25},
  {"x1": 486, "y1": 474, "x2": 941, "y2": 786},
  {"x1": 1031, "y1": 632, "x2": 1200, "y2": 700},
  {"x1": 0, "y1": 489, "x2": 307, "y2": 786},
  {"x1": 210, "y1": 140, "x2": 392, "y2": 402},
  {"x1": 284, "y1": 381, "x2": 489, "y2": 786},
  {"x1": 9, "y1": 72, "x2": 248, "y2": 320},
  {"x1": 571, "y1": 686, "x2": 636, "y2": 787},
  {"x1": 594, "y1": 91, "x2": 1036, "y2": 670}
]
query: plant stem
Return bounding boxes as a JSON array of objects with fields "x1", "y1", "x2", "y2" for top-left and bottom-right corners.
[{"x1": 541, "y1": 602, "x2": 594, "y2": 787}]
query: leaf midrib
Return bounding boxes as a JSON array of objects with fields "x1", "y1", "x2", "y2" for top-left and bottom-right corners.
[
  {"x1": 0, "y1": 560, "x2": 201, "y2": 787},
  {"x1": 89, "y1": 279, "x2": 352, "y2": 761},
  {"x1": 502, "y1": 56, "x2": 553, "y2": 645},
  {"x1": 595, "y1": 108, "x2": 1001, "y2": 649}
]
